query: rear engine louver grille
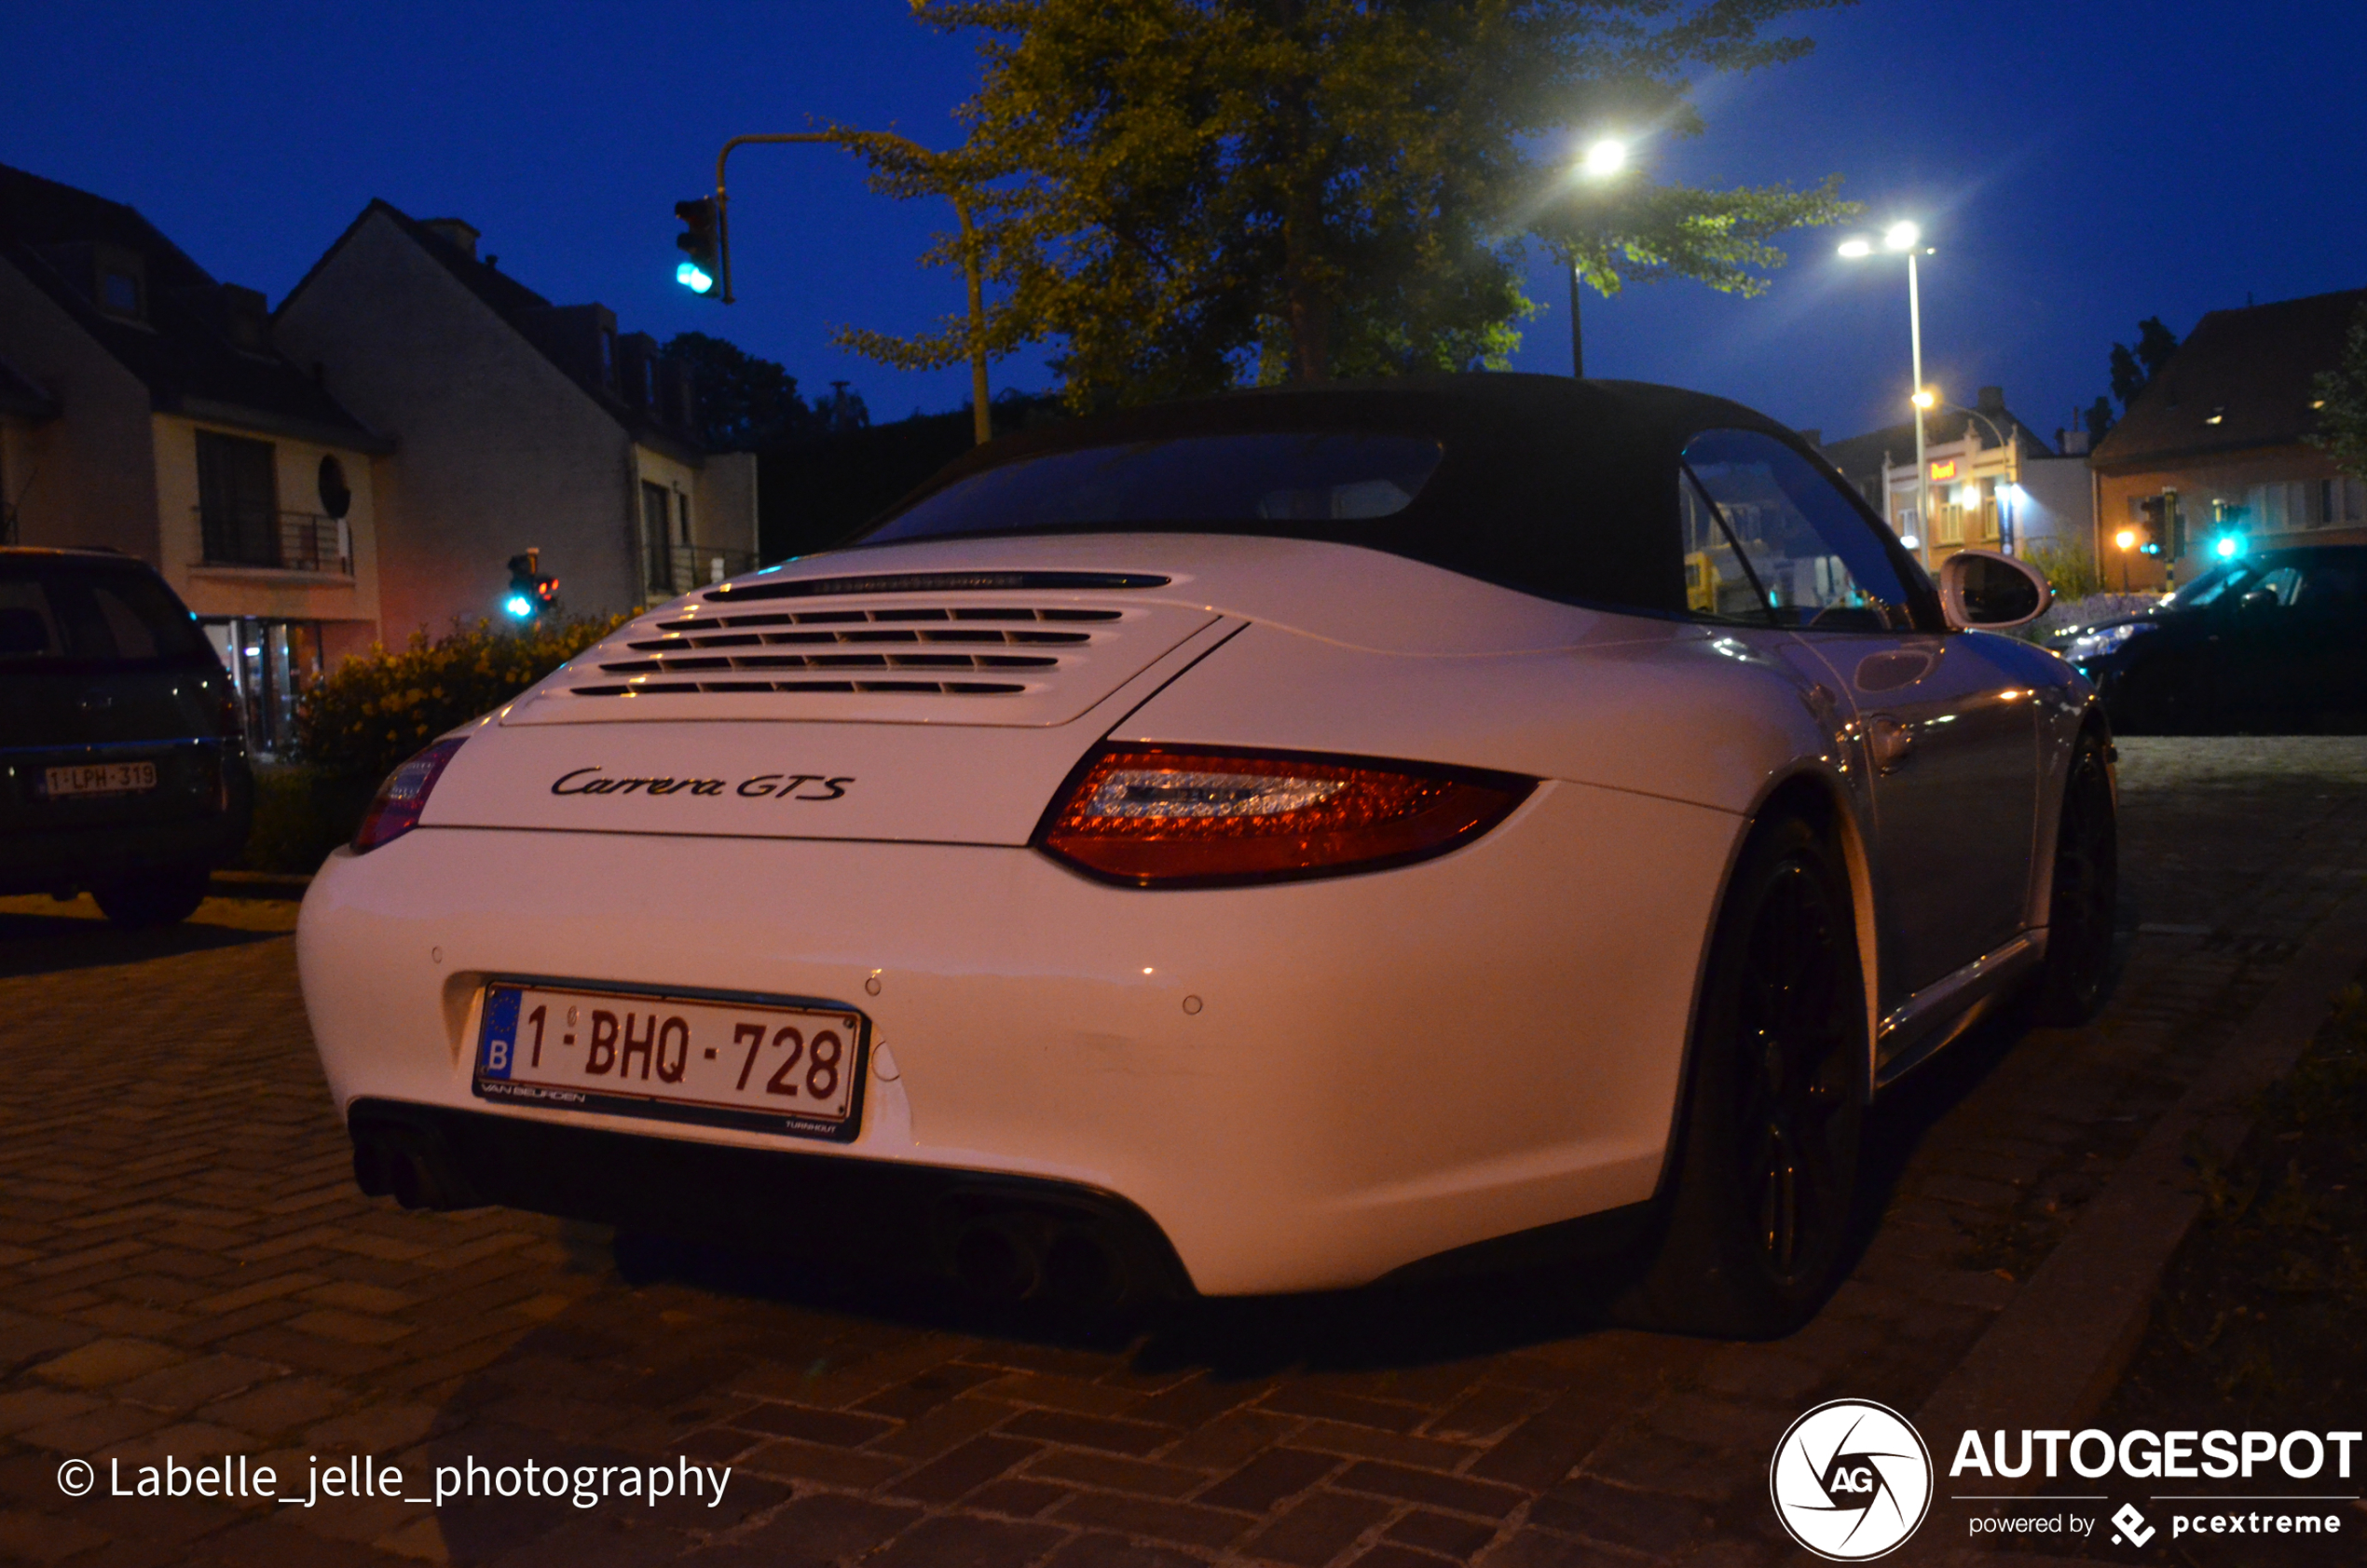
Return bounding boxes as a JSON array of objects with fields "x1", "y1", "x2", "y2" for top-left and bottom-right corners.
[{"x1": 567, "y1": 605, "x2": 1126, "y2": 700}]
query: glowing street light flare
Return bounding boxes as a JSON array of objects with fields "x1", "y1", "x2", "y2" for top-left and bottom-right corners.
[
  {"x1": 2114, "y1": 528, "x2": 2139, "y2": 552},
  {"x1": 1837, "y1": 238, "x2": 1873, "y2": 258},
  {"x1": 1883, "y1": 220, "x2": 1922, "y2": 252},
  {"x1": 1580, "y1": 137, "x2": 1629, "y2": 179},
  {"x1": 1911, "y1": 389, "x2": 1937, "y2": 410}
]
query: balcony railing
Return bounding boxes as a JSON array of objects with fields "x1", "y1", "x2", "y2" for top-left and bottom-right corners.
[
  {"x1": 650, "y1": 544, "x2": 759, "y2": 597},
  {"x1": 196, "y1": 507, "x2": 352, "y2": 577}
]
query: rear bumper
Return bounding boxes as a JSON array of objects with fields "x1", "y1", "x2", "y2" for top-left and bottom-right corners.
[
  {"x1": 0, "y1": 739, "x2": 251, "y2": 895},
  {"x1": 298, "y1": 784, "x2": 1737, "y2": 1295},
  {"x1": 0, "y1": 802, "x2": 251, "y2": 895},
  {"x1": 348, "y1": 1097, "x2": 1191, "y2": 1304}
]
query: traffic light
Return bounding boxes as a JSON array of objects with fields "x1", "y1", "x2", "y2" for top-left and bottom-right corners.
[
  {"x1": 2135, "y1": 498, "x2": 2167, "y2": 557},
  {"x1": 674, "y1": 197, "x2": 721, "y2": 296},
  {"x1": 505, "y1": 550, "x2": 558, "y2": 620}
]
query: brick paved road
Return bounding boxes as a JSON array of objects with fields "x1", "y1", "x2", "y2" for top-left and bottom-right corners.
[{"x1": 6, "y1": 738, "x2": 2367, "y2": 1568}]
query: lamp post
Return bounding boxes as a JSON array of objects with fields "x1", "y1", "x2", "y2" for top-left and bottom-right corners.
[
  {"x1": 700, "y1": 132, "x2": 992, "y2": 446},
  {"x1": 2113, "y1": 526, "x2": 2137, "y2": 593},
  {"x1": 1840, "y1": 222, "x2": 1937, "y2": 570},
  {"x1": 1567, "y1": 137, "x2": 1629, "y2": 379}
]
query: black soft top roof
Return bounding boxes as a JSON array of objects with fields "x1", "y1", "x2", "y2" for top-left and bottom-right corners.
[{"x1": 854, "y1": 373, "x2": 1843, "y2": 618}]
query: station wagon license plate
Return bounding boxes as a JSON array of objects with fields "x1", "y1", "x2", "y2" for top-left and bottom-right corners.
[
  {"x1": 44, "y1": 762, "x2": 157, "y2": 798},
  {"x1": 472, "y1": 982, "x2": 867, "y2": 1140}
]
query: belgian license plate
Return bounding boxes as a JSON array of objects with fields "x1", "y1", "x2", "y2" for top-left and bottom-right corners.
[
  {"x1": 472, "y1": 983, "x2": 868, "y2": 1140},
  {"x1": 45, "y1": 762, "x2": 157, "y2": 798}
]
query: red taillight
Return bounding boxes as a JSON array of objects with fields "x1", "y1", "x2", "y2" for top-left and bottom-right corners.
[
  {"x1": 352, "y1": 738, "x2": 467, "y2": 853},
  {"x1": 1035, "y1": 745, "x2": 1533, "y2": 888}
]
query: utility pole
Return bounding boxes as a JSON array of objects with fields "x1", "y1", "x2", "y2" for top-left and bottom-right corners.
[
  {"x1": 1568, "y1": 264, "x2": 1585, "y2": 379},
  {"x1": 1908, "y1": 248, "x2": 1929, "y2": 573}
]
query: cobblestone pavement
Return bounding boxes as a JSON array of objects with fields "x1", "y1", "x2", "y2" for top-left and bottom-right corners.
[{"x1": 6, "y1": 737, "x2": 2367, "y2": 1568}]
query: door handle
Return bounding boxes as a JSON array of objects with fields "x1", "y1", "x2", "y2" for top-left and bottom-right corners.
[{"x1": 1868, "y1": 716, "x2": 1915, "y2": 773}]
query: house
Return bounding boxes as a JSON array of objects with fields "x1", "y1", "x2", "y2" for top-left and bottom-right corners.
[
  {"x1": 0, "y1": 163, "x2": 392, "y2": 753},
  {"x1": 1815, "y1": 387, "x2": 2093, "y2": 577},
  {"x1": 2087, "y1": 288, "x2": 2367, "y2": 592},
  {"x1": 274, "y1": 201, "x2": 757, "y2": 640}
]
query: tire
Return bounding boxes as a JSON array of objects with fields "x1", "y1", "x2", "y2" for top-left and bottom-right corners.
[
  {"x1": 1617, "y1": 816, "x2": 1868, "y2": 1339},
  {"x1": 91, "y1": 865, "x2": 212, "y2": 929},
  {"x1": 2021, "y1": 732, "x2": 2118, "y2": 1026}
]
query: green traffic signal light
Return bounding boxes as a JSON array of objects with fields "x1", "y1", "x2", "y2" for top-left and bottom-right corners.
[
  {"x1": 675, "y1": 197, "x2": 720, "y2": 296},
  {"x1": 505, "y1": 551, "x2": 557, "y2": 620}
]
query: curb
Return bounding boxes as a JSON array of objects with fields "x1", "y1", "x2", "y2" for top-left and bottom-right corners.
[{"x1": 1913, "y1": 879, "x2": 2367, "y2": 1479}]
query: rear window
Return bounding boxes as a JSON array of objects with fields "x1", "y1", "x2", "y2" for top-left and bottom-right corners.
[
  {"x1": 832, "y1": 383, "x2": 1828, "y2": 621},
  {"x1": 0, "y1": 563, "x2": 212, "y2": 665},
  {"x1": 860, "y1": 433, "x2": 1447, "y2": 544}
]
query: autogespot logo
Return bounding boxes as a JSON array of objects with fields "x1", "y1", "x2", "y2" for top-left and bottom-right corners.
[{"x1": 1771, "y1": 1399, "x2": 1936, "y2": 1561}]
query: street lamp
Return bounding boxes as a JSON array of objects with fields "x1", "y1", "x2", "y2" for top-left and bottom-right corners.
[
  {"x1": 2114, "y1": 526, "x2": 2138, "y2": 593},
  {"x1": 1567, "y1": 137, "x2": 1630, "y2": 378},
  {"x1": 1839, "y1": 220, "x2": 1937, "y2": 570}
]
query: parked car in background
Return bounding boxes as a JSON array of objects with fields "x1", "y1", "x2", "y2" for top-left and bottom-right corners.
[
  {"x1": 2053, "y1": 546, "x2": 2367, "y2": 733},
  {"x1": 300, "y1": 375, "x2": 2109, "y2": 1337},
  {"x1": 1, "y1": 547, "x2": 252, "y2": 925}
]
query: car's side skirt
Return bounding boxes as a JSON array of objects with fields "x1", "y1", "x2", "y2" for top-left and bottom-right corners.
[{"x1": 1872, "y1": 931, "x2": 2046, "y2": 1088}]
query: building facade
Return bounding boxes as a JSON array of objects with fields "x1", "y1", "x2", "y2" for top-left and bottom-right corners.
[
  {"x1": 2087, "y1": 288, "x2": 2367, "y2": 593},
  {"x1": 0, "y1": 164, "x2": 390, "y2": 752},
  {"x1": 274, "y1": 203, "x2": 756, "y2": 640},
  {"x1": 1816, "y1": 387, "x2": 2092, "y2": 575}
]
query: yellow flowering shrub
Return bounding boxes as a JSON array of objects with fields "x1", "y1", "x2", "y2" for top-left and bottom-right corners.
[{"x1": 296, "y1": 615, "x2": 624, "y2": 783}]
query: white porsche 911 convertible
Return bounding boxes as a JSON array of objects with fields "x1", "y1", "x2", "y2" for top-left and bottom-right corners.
[{"x1": 298, "y1": 375, "x2": 2114, "y2": 1336}]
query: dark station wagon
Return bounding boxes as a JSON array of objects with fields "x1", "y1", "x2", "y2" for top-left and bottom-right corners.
[{"x1": 1, "y1": 547, "x2": 252, "y2": 924}]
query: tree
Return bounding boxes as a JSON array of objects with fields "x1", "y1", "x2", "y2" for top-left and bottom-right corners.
[
  {"x1": 2082, "y1": 394, "x2": 2115, "y2": 444},
  {"x1": 663, "y1": 332, "x2": 817, "y2": 450},
  {"x1": 846, "y1": 0, "x2": 1860, "y2": 409},
  {"x1": 2107, "y1": 316, "x2": 2180, "y2": 413},
  {"x1": 2306, "y1": 299, "x2": 2367, "y2": 478}
]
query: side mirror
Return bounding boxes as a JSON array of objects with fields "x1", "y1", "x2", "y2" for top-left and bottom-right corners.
[{"x1": 1938, "y1": 549, "x2": 2051, "y2": 632}]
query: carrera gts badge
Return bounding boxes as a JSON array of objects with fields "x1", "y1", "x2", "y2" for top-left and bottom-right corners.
[{"x1": 550, "y1": 768, "x2": 852, "y2": 800}]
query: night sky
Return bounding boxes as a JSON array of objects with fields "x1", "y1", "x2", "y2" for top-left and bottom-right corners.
[{"x1": 8, "y1": 1, "x2": 2364, "y2": 450}]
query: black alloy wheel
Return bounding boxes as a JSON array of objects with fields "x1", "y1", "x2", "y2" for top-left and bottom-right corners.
[
  {"x1": 1618, "y1": 816, "x2": 1866, "y2": 1339},
  {"x1": 2022, "y1": 733, "x2": 2119, "y2": 1026},
  {"x1": 1734, "y1": 861, "x2": 1856, "y2": 1286}
]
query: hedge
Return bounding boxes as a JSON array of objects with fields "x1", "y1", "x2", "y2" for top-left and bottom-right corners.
[
  {"x1": 232, "y1": 616, "x2": 623, "y2": 873},
  {"x1": 295, "y1": 615, "x2": 623, "y2": 784}
]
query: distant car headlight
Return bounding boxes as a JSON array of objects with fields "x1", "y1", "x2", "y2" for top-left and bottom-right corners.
[
  {"x1": 1036, "y1": 745, "x2": 1534, "y2": 888},
  {"x1": 2063, "y1": 621, "x2": 2157, "y2": 661}
]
